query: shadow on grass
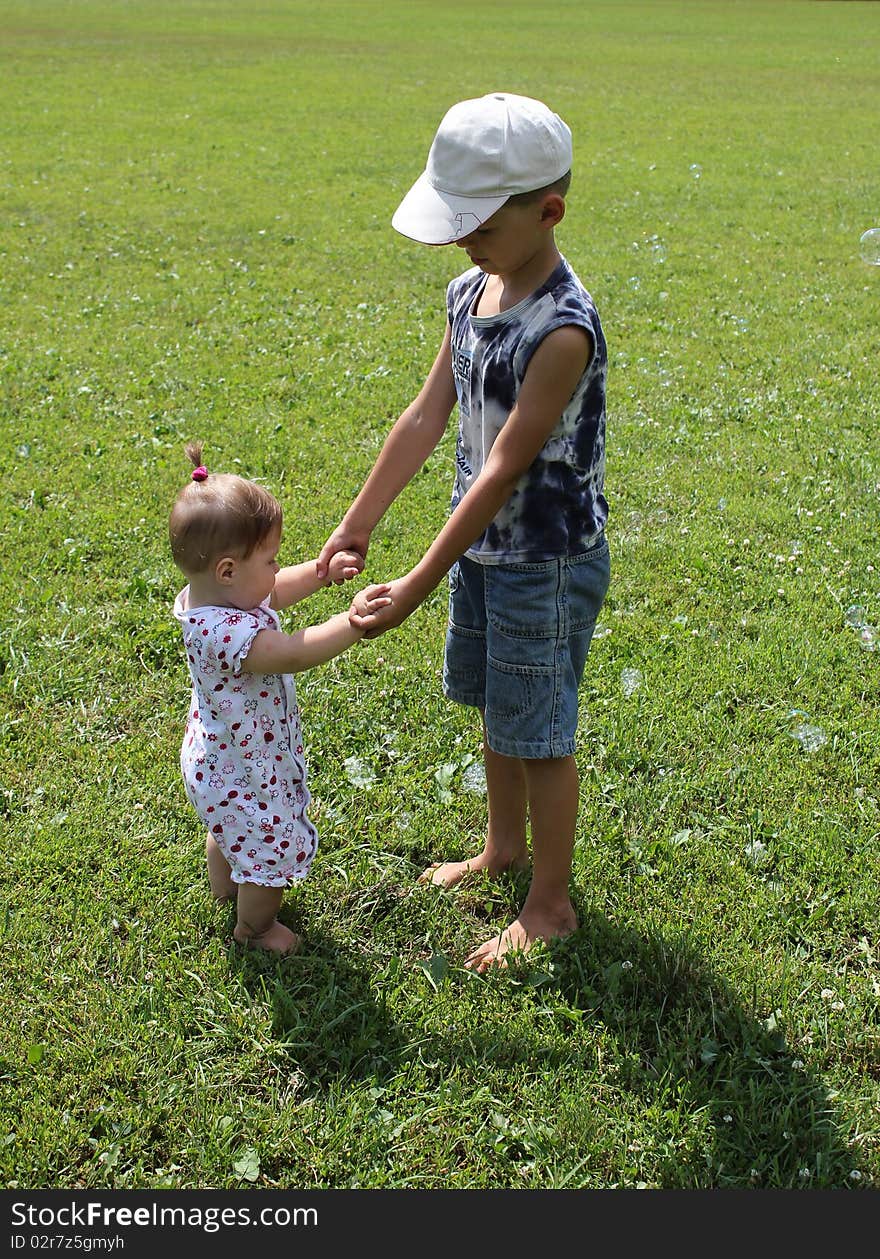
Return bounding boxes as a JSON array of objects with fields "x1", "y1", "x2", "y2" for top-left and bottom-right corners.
[
  {"x1": 227, "y1": 884, "x2": 864, "y2": 1188},
  {"x1": 229, "y1": 923, "x2": 408, "y2": 1084},
  {"x1": 522, "y1": 908, "x2": 866, "y2": 1188}
]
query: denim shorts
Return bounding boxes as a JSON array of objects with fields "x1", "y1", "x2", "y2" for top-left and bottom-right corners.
[{"x1": 442, "y1": 536, "x2": 610, "y2": 759}]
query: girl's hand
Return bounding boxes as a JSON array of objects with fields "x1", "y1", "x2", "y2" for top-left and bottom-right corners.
[
  {"x1": 349, "y1": 576, "x2": 421, "y2": 638},
  {"x1": 325, "y1": 549, "x2": 365, "y2": 585},
  {"x1": 349, "y1": 583, "x2": 392, "y2": 629},
  {"x1": 316, "y1": 527, "x2": 371, "y2": 581}
]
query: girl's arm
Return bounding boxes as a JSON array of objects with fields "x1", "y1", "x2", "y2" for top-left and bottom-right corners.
[
  {"x1": 271, "y1": 552, "x2": 363, "y2": 611},
  {"x1": 243, "y1": 585, "x2": 392, "y2": 673}
]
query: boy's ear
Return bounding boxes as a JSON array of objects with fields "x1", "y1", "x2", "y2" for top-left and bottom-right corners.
[
  {"x1": 215, "y1": 556, "x2": 236, "y2": 584},
  {"x1": 540, "y1": 193, "x2": 566, "y2": 229}
]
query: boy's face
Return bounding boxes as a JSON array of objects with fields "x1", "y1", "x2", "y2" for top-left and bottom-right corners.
[{"x1": 454, "y1": 197, "x2": 560, "y2": 276}]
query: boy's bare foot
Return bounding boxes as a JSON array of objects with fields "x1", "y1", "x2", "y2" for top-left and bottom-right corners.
[
  {"x1": 418, "y1": 850, "x2": 529, "y2": 889},
  {"x1": 463, "y1": 905, "x2": 577, "y2": 973},
  {"x1": 233, "y1": 920, "x2": 302, "y2": 955}
]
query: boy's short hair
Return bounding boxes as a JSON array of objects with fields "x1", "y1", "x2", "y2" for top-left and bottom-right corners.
[
  {"x1": 392, "y1": 93, "x2": 572, "y2": 245},
  {"x1": 169, "y1": 442, "x2": 282, "y2": 574},
  {"x1": 505, "y1": 170, "x2": 571, "y2": 206}
]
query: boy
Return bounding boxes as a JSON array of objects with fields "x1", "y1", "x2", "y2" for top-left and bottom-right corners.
[{"x1": 317, "y1": 92, "x2": 610, "y2": 971}]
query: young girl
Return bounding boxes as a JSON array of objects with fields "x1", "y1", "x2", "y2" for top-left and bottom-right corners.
[{"x1": 169, "y1": 442, "x2": 390, "y2": 955}]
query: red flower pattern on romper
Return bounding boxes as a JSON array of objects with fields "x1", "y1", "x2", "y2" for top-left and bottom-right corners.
[{"x1": 173, "y1": 593, "x2": 318, "y2": 888}]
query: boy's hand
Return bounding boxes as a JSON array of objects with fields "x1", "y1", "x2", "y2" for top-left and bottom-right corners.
[
  {"x1": 349, "y1": 576, "x2": 420, "y2": 639},
  {"x1": 349, "y1": 583, "x2": 393, "y2": 631},
  {"x1": 316, "y1": 528, "x2": 370, "y2": 582},
  {"x1": 325, "y1": 550, "x2": 365, "y2": 585}
]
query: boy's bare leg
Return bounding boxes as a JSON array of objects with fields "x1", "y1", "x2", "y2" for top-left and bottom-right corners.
[
  {"x1": 206, "y1": 832, "x2": 236, "y2": 901},
  {"x1": 420, "y1": 720, "x2": 530, "y2": 887},
  {"x1": 233, "y1": 883, "x2": 301, "y2": 955},
  {"x1": 465, "y1": 754, "x2": 579, "y2": 971}
]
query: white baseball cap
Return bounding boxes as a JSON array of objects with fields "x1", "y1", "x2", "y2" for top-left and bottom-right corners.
[{"x1": 392, "y1": 92, "x2": 573, "y2": 246}]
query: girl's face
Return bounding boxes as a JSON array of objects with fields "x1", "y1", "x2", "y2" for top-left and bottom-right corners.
[{"x1": 226, "y1": 526, "x2": 281, "y2": 610}]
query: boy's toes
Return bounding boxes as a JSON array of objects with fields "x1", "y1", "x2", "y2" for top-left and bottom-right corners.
[{"x1": 464, "y1": 940, "x2": 499, "y2": 972}]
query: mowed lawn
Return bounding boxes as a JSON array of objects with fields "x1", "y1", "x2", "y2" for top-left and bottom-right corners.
[{"x1": 1, "y1": 0, "x2": 878, "y2": 1188}]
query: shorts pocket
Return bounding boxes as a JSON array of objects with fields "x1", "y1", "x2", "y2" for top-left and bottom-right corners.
[
  {"x1": 444, "y1": 625, "x2": 487, "y2": 705},
  {"x1": 486, "y1": 655, "x2": 556, "y2": 722},
  {"x1": 567, "y1": 544, "x2": 611, "y2": 633},
  {"x1": 485, "y1": 562, "x2": 561, "y2": 638}
]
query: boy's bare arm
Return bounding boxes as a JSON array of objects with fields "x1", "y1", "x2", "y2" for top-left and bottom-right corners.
[
  {"x1": 352, "y1": 325, "x2": 592, "y2": 636},
  {"x1": 316, "y1": 326, "x2": 458, "y2": 578}
]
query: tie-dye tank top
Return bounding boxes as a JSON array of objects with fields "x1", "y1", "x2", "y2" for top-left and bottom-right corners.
[{"x1": 446, "y1": 256, "x2": 608, "y2": 564}]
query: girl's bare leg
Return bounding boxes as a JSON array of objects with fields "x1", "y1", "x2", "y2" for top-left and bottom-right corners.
[
  {"x1": 234, "y1": 883, "x2": 301, "y2": 954},
  {"x1": 206, "y1": 833, "x2": 236, "y2": 901}
]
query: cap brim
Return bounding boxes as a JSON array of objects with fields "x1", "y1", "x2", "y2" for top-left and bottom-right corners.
[{"x1": 391, "y1": 171, "x2": 509, "y2": 245}]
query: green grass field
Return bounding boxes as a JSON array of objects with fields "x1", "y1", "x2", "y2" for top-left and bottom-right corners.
[{"x1": 1, "y1": 0, "x2": 879, "y2": 1189}]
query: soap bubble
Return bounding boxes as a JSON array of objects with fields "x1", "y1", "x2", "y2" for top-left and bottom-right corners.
[
  {"x1": 343, "y1": 756, "x2": 377, "y2": 788},
  {"x1": 621, "y1": 667, "x2": 643, "y2": 697},
  {"x1": 461, "y1": 762, "x2": 487, "y2": 794},
  {"x1": 844, "y1": 605, "x2": 878, "y2": 650},
  {"x1": 744, "y1": 839, "x2": 770, "y2": 867},
  {"x1": 790, "y1": 722, "x2": 827, "y2": 753},
  {"x1": 859, "y1": 227, "x2": 880, "y2": 266},
  {"x1": 787, "y1": 711, "x2": 827, "y2": 754}
]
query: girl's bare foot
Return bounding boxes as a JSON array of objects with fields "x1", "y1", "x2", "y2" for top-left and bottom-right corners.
[
  {"x1": 418, "y1": 849, "x2": 529, "y2": 889},
  {"x1": 419, "y1": 857, "x2": 481, "y2": 888},
  {"x1": 233, "y1": 920, "x2": 302, "y2": 955}
]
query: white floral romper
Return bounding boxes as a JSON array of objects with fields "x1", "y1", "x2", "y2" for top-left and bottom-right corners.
[{"x1": 173, "y1": 589, "x2": 318, "y2": 887}]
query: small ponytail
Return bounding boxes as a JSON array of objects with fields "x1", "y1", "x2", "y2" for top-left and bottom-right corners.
[
  {"x1": 170, "y1": 441, "x2": 283, "y2": 574},
  {"x1": 185, "y1": 440, "x2": 208, "y2": 482}
]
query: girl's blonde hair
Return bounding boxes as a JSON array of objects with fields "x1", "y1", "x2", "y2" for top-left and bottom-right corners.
[{"x1": 169, "y1": 441, "x2": 283, "y2": 574}]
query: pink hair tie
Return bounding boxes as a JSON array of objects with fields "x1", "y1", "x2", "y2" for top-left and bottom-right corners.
[{"x1": 191, "y1": 466, "x2": 208, "y2": 482}]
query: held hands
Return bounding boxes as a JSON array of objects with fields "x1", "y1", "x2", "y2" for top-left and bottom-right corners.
[
  {"x1": 324, "y1": 549, "x2": 365, "y2": 585},
  {"x1": 317, "y1": 527, "x2": 370, "y2": 584},
  {"x1": 349, "y1": 583, "x2": 393, "y2": 633},
  {"x1": 349, "y1": 576, "x2": 419, "y2": 639},
  {"x1": 321, "y1": 535, "x2": 424, "y2": 639}
]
